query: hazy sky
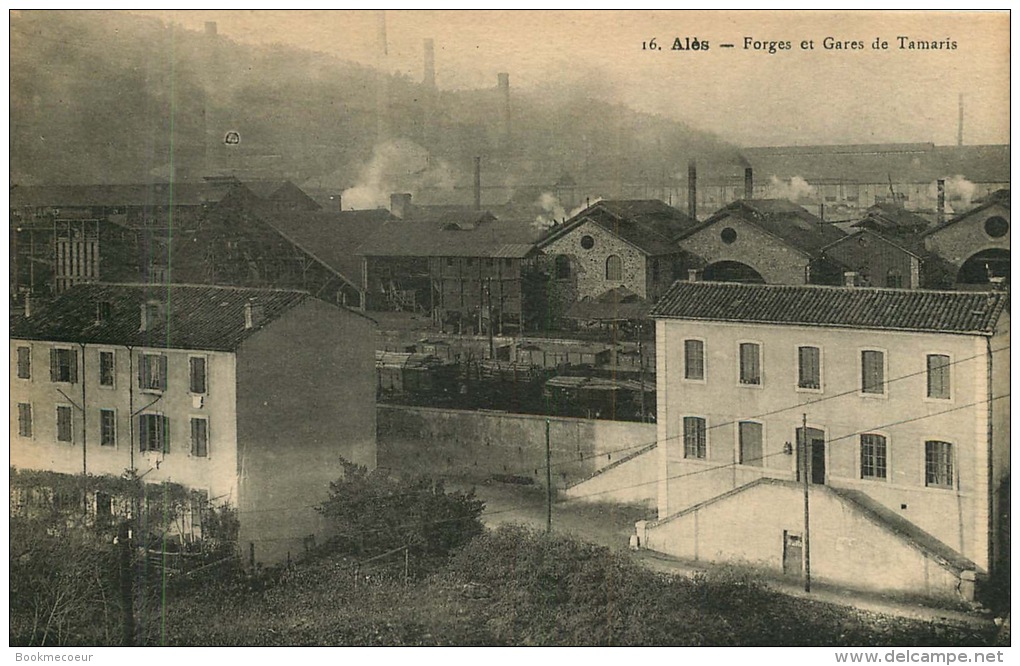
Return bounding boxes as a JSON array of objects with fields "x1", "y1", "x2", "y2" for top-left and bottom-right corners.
[{"x1": 133, "y1": 10, "x2": 1009, "y2": 147}]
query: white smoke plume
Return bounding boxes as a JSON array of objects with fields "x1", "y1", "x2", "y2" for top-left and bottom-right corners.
[
  {"x1": 928, "y1": 175, "x2": 977, "y2": 214},
  {"x1": 533, "y1": 192, "x2": 566, "y2": 229},
  {"x1": 766, "y1": 175, "x2": 816, "y2": 202},
  {"x1": 342, "y1": 138, "x2": 457, "y2": 210}
]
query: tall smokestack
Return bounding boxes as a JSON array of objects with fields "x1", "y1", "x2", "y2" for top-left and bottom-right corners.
[
  {"x1": 497, "y1": 73, "x2": 511, "y2": 146},
  {"x1": 687, "y1": 160, "x2": 697, "y2": 220},
  {"x1": 744, "y1": 167, "x2": 753, "y2": 201},
  {"x1": 937, "y1": 179, "x2": 946, "y2": 225},
  {"x1": 474, "y1": 157, "x2": 482, "y2": 211},
  {"x1": 957, "y1": 93, "x2": 964, "y2": 146},
  {"x1": 423, "y1": 39, "x2": 436, "y2": 88}
]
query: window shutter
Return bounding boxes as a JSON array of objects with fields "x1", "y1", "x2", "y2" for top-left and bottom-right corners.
[
  {"x1": 137, "y1": 353, "x2": 146, "y2": 389},
  {"x1": 162, "y1": 416, "x2": 170, "y2": 454},
  {"x1": 159, "y1": 355, "x2": 168, "y2": 391},
  {"x1": 139, "y1": 415, "x2": 149, "y2": 452},
  {"x1": 68, "y1": 349, "x2": 78, "y2": 383},
  {"x1": 50, "y1": 349, "x2": 59, "y2": 382}
]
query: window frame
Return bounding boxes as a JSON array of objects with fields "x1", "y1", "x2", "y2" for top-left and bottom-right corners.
[
  {"x1": 138, "y1": 412, "x2": 170, "y2": 454},
  {"x1": 682, "y1": 338, "x2": 706, "y2": 383},
  {"x1": 605, "y1": 254, "x2": 623, "y2": 281},
  {"x1": 17, "y1": 402, "x2": 33, "y2": 438},
  {"x1": 189, "y1": 355, "x2": 209, "y2": 395},
  {"x1": 737, "y1": 420, "x2": 765, "y2": 467},
  {"x1": 923, "y1": 439, "x2": 954, "y2": 489},
  {"x1": 138, "y1": 352, "x2": 168, "y2": 393},
  {"x1": 190, "y1": 416, "x2": 210, "y2": 458},
  {"x1": 682, "y1": 415, "x2": 708, "y2": 460},
  {"x1": 794, "y1": 344, "x2": 823, "y2": 393},
  {"x1": 50, "y1": 346, "x2": 78, "y2": 384},
  {"x1": 55, "y1": 404, "x2": 74, "y2": 444},
  {"x1": 554, "y1": 254, "x2": 571, "y2": 280},
  {"x1": 859, "y1": 432, "x2": 889, "y2": 481},
  {"x1": 736, "y1": 340, "x2": 764, "y2": 388},
  {"x1": 99, "y1": 408, "x2": 117, "y2": 448},
  {"x1": 858, "y1": 347, "x2": 888, "y2": 398},
  {"x1": 924, "y1": 352, "x2": 953, "y2": 402},
  {"x1": 98, "y1": 349, "x2": 116, "y2": 389},
  {"x1": 16, "y1": 345, "x2": 31, "y2": 380}
]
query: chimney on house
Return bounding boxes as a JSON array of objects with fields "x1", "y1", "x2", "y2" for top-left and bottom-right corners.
[
  {"x1": 687, "y1": 160, "x2": 697, "y2": 220},
  {"x1": 244, "y1": 301, "x2": 265, "y2": 330},
  {"x1": 23, "y1": 294, "x2": 31, "y2": 319},
  {"x1": 688, "y1": 269, "x2": 702, "y2": 282},
  {"x1": 390, "y1": 193, "x2": 412, "y2": 219},
  {"x1": 204, "y1": 21, "x2": 217, "y2": 37},
  {"x1": 497, "y1": 73, "x2": 511, "y2": 145},
  {"x1": 423, "y1": 38, "x2": 436, "y2": 88},
  {"x1": 843, "y1": 271, "x2": 858, "y2": 287},
  {"x1": 474, "y1": 157, "x2": 482, "y2": 211},
  {"x1": 937, "y1": 179, "x2": 946, "y2": 225},
  {"x1": 744, "y1": 167, "x2": 753, "y2": 200}
]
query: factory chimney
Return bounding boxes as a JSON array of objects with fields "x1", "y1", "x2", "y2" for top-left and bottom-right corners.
[
  {"x1": 937, "y1": 179, "x2": 946, "y2": 225},
  {"x1": 497, "y1": 73, "x2": 511, "y2": 146},
  {"x1": 744, "y1": 167, "x2": 754, "y2": 200},
  {"x1": 423, "y1": 39, "x2": 436, "y2": 88},
  {"x1": 957, "y1": 93, "x2": 964, "y2": 147},
  {"x1": 687, "y1": 160, "x2": 697, "y2": 221},
  {"x1": 474, "y1": 157, "x2": 482, "y2": 211}
]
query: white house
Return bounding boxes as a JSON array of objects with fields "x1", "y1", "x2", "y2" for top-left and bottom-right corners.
[{"x1": 637, "y1": 281, "x2": 1009, "y2": 600}]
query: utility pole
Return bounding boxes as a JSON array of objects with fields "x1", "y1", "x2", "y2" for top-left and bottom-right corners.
[
  {"x1": 545, "y1": 419, "x2": 552, "y2": 533},
  {"x1": 802, "y1": 412, "x2": 811, "y2": 593},
  {"x1": 117, "y1": 520, "x2": 135, "y2": 646}
]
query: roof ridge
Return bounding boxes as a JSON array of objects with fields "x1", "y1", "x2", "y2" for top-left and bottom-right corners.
[
  {"x1": 683, "y1": 280, "x2": 1001, "y2": 297},
  {"x1": 94, "y1": 282, "x2": 312, "y2": 295}
]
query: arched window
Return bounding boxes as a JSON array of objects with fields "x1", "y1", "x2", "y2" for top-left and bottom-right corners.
[
  {"x1": 605, "y1": 254, "x2": 622, "y2": 281},
  {"x1": 555, "y1": 255, "x2": 571, "y2": 280}
]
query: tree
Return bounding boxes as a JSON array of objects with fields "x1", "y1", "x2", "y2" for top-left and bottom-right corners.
[{"x1": 317, "y1": 459, "x2": 485, "y2": 561}]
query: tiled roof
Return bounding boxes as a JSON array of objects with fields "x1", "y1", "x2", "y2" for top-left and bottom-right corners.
[
  {"x1": 9, "y1": 283, "x2": 333, "y2": 351},
  {"x1": 650, "y1": 281, "x2": 1007, "y2": 335},
  {"x1": 686, "y1": 199, "x2": 846, "y2": 257},
  {"x1": 537, "y1": 199, "x2": 695, "y2": 256}
]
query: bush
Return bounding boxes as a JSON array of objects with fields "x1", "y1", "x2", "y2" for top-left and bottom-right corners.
[{"x1": 317, "y1": 459, "x2": 485, "y2": 563}]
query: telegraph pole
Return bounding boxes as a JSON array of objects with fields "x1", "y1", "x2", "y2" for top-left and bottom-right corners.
[
  {"x1": 545, "y1": 419, "x2": 552, "y2": 533},
  {"x1": 802, "y1": 412, "x2": 811, "y2": 593}
]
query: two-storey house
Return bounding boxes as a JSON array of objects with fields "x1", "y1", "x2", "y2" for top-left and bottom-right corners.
[
  {"x1": 637, "y1": 281, "x2": 1009, "y2": 600},
  {"x1": 10, "y1": 283, "x2": 376, "y2": 566}
]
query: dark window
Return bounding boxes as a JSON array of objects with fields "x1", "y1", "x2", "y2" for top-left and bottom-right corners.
[
  {"x1": 861, "y1": 350, "x2": 885, "y2": 394},
  {"x1": 985, "y1": 216, "x2": 1008, "y2": 238},
  {"x1": 925, "y1": 440, "x2": 953, "y2": 488},
  {"x1": 739, "y1": 343, "x2": 761, "y2": 385},
  {"x1": 605, "y1": 255, "x2": 622, "y2": 281},
  {"x1": 99, "y1": 351, "x2": 115, "y2": 387},
  {"x1": 17, "y1": 346, "x2": 30, "y2": 379},
  {"x1": 139, "y1": 414, "x2": 169, "y2": 453},
  {"x1": 96, "y1": 492, "x2": 112, "y2": 519},
  {"x1": 100, "y1": 409, "x2": 116, "y2": 447},
  {"x1": 486, "y1": 258, "x2": 494, "y2": 267},
  {"x1": 798, "y1": 346, "x2": 821, "y2": 389},
  {"x1": 739, "y1": 422, "x2": 763, "y2": 466},
  {"x1": 97, "y1": 300, "x2": 112, "y2": 322},
  {"x1": 190, "y1": 357, "x2": 207, "y2": 394},
  {"x1": 926, "y1": 354, "x2": 951, "y2": 399},
  {"x1": 684, "y1": 340, "x2": 704, "y2": 380},
  {"x1": 683, "y1": 417, "x2": 706, "y2": 459},
  {"x1": 50, "y1": 348, "x2": 78, "y2": 383},
  {"x1": 466, "y1": 258, "x2": 474, "y2": 266},
  {"x1": 885, "y1": 269, "x2": 904, "y2": 289},
  {"x1": 446, "y1": 258, "x2": 454, "y2": 267},
  {"x1": 56, "y1": 406, "x2": 73, "y2": 443},
  {"x1": 18, "y1": 403, "x2": 32, "y2": 437},
  {"x1": 555, "y1": 255, "x2": 571, "y2": 280},
  {"x1": 860, "y1": 434, "x2": 887, "y2": 479},
  {"x1": 191, "y1": 418, "x2": 209, "y2": 457},
  {"x1": 504, "y1": 258, "x2": 513, "y2": 267},
  {"x1": 138, "y1": 353, "x2": 168, "y2": 391},
  {"x1": 721, "y1": 227, "x2": 737, "y2": 244},
  {"x1": 580, "y1": 235, "x2": 595, "y2": 249}
]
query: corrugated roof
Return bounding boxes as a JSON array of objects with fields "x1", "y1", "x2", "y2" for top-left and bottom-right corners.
[
  {"x1": 650, "y1": 281, "x2": 1007, "y2": 335},
  {"x1": 686, "y1": 199, "x2": 846, "y2": 257},
  {"x1": 9, "y1": 283, "x2": 326, "y2": 351}
]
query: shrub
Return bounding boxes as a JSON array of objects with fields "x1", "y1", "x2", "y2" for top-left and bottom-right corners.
[{"x1": 317, "y1": 459, "x2": 485, "y2": 562}]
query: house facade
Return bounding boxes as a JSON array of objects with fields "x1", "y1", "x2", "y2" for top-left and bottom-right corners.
[
  {"x1": 923, "y1": 192, "x2": 1010, "y2": 287},
  {"x1": 821, "y1": 229, "x2": 924, "y2": 289},
  {"x1": 638, "y1": 281, "x2": 1009, "y2": 600},
  {"x1": 10, "y1": 283, "x2": 376, "y2": 566}
]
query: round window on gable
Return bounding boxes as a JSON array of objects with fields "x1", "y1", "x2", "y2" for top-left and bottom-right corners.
[
  {"x1": 721, "y1": 227, "x2": 738, "y2": 244},
  {"x1": 984, "y1": 216, "x2": 1009, "y2": 238},
  {"x1": 580, "y1": 235, "x2": 595, "y2": 249}
]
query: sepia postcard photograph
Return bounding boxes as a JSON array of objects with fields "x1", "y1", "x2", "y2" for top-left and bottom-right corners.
[{"x1": 7, "y1": 8, "x2": 1011, "y2": 656}]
